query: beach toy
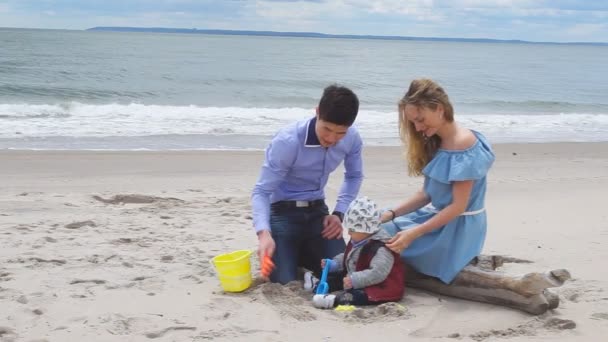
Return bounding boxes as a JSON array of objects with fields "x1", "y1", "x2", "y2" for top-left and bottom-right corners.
[
  {"x1": 260, "y1": 254, "x2": 275, "y2": 278},
  {"x1": 335, "y1": 305, "x2": 356, "y2": 312},
  {"x1": 315, "y1": 258, "x2": 333, "y2": 295},
  {"x1": 210, "y1": 250, "x2": 253, "y2": 292}
]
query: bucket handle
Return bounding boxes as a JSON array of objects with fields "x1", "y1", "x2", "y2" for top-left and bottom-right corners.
[{"x1": 209, "y1": 249, "x2": 255, "y2": 269}]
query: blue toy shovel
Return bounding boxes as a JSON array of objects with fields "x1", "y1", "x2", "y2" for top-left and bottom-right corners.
[{"x1": 315, "y1": 258, "x2": 333, "y2": 295}]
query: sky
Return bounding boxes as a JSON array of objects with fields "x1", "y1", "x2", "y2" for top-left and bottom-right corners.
[{"x1": 0, "y1": 0, "x2": 607, "y2": 43}]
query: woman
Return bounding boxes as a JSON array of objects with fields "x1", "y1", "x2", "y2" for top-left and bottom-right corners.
[
  {"x1": 381, "y1": 78, "x2": 494, "y2": 283},
  {"x1": 380, "y1": 79, "x2": 568, "y2": 314}
]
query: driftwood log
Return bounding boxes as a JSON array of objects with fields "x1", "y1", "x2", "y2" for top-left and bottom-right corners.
[{"x1": 405, "y1": 254, "x2": 571, "y2": 315}]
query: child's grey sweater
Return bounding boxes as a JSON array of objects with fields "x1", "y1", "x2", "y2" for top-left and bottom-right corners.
[{"x1": 330, "y1": 228, "x2": 396, "y2": 289}]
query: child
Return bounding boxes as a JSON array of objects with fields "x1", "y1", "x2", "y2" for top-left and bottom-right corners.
[{"x1": 305, "y1": 196, "x2": 406, "y2": 309}]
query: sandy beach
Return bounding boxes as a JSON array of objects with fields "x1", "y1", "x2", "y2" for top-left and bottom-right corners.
[{"x1": 1, "y1": 143, "x2": 608, "y2": 342}]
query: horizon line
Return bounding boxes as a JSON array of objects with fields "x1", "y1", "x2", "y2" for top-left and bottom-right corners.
[
  {"x1": 87, "y1": 27, "x2": 608, "y2": 45},
  {"x1": 1, "y1": 26, "x2": 606, "y2": 45}
]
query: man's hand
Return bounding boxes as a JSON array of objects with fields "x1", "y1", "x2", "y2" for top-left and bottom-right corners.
[
  {"x1": 322, "y1": 214, "x2": 343, "y2": 239},
  {"x1": 257, "y1": 230, "x2": 276, "y2": 262}
]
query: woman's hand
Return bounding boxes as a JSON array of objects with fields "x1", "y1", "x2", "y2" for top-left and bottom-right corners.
[
  {"x1": 386, "y1": 229, "x2": 419, "y2": 253},
  {"x1": 380, "y1": 210, "x2": 394, "y2": 223}
]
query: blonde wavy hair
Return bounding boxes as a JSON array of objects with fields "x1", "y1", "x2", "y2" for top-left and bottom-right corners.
[{"x1": 398, "y1": 79, "x2": 454, "y2": 176}]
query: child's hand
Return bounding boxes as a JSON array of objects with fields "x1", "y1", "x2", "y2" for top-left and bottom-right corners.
[
  {"x1": 320, "y1": 259, "x2": 334, "y2": 270},
  {"x1": 343, "y1": 276, "x2": 353, "y2": 289},
  {"x1": 321, "y1": 259, "x2": 333, "y2": 269}
]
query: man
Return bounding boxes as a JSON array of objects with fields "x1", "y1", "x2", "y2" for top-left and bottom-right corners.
[{"x1": 252, "y1": 85, "x2": 364, "y2": 284}]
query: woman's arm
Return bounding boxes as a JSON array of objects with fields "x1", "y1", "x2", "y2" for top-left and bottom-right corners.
[
  {"x1": 380, "y1": 188, "x2": 430, "y2": 223},
  {"x1": 386, "y1": 180, "x2": 474, "y2": 253}
]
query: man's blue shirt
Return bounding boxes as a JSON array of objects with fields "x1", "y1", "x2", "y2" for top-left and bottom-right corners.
[{"x1": 252, "y1": 117, "x2": 364, "y2": 233}]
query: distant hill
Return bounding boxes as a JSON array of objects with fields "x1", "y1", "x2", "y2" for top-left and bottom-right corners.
[{"x1": 86, "y1": 27, "x2": 607, "y2": 46}]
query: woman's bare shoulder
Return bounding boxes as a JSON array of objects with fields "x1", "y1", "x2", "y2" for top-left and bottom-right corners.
[{"x1": 454, "y1": 127, "x2": 477, "y2": 150}]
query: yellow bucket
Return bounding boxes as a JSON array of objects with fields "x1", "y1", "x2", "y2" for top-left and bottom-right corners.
[{"x1": 210, "y1": 250, "x2": 253, "y2": 292}]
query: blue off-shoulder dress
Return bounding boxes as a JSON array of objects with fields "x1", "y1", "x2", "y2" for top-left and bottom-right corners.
[{"x1": 382, "y1": 130, "x2": 495, "y2": 284}]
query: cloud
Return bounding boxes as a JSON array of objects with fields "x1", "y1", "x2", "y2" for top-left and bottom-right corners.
[
  {"x1": 249, "y1": 0, "x2": 360, "y2": 32},
  {"x1": 253, "y1": 0, "x2": 327, "y2": 20},
  {"x1": 0, "y1": 0, "x2": 607, "y2": 42},
  {"x1": 0, "y1": 3, "x2": 11, "y2": 13},
  {"x1": 566, "y1": 23, "x2": 608, "y2": 39}
]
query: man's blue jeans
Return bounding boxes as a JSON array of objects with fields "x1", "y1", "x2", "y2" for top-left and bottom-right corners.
[{"x1": 269, "y1": 202, "x2": 345, "y2": 284}]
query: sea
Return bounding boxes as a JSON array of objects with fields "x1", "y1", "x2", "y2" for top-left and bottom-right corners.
[{"x1": 1, "y1": 28, "x2": 608, "y2": 150}]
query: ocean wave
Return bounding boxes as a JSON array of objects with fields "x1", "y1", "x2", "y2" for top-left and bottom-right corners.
[
  {"x1": 0, "y1": 104, "x2": 73, "y2": 119},
  {"x1": 460, "y1": 99, "x2": 608, "y2": 113},
  {"x1": 0, "y1": 102, "x2": 607, "y2": 148},
  {"x1": 0, "y1": 113, "x2": 71, "y2": 119},
  {"x1": 0, "y1": 84, "x2": 149, "y2": 101}
]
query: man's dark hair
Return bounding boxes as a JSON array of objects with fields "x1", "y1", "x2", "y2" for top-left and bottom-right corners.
[{"x1": 317, "y1": 85, "x2": 359, "y2": 126}]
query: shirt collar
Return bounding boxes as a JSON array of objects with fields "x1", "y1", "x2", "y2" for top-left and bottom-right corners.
[
  {"x1": 351, "y1": 237, "x2": 371, "y2": 249},
  {"x1": 304, "y1": 117, "x2": 321, "y2": 147}
]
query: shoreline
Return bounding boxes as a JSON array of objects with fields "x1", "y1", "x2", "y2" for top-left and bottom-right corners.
[{"x1": 1, "y1": 139, "x2": 608, "y2": 152}]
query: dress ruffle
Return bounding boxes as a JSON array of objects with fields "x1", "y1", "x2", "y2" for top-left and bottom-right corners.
[{"x1": 423, "y1": 131, "x2": 495, "y2": 184}]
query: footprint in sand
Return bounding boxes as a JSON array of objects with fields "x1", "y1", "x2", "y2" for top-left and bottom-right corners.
[
  {"x1": 92, "y1": 194, "x2": 184, "y2": 205},
  {"x1": 144, "y1": 326, "x2": 196, "y2": 339},
  {"x1": 341, "y1": 302, "x2": 412, "y2": 323},
  {"x1": 468, "y1": 316, "x2": 576, "y2": 341},
  {"x1": 29, "y1": 257, "x2": 67, "y2": 266},
  {"x1": 469, "y1": 325, "x2": 533, "y2": 341},
  {"x1": 260, "y1": 283, "x2": 317, "y2": 321},
  {"x1": 591, "y1": 313, "x2": 608, "y2": 320},
  {"x1": 0, "y1": 326, "x2": 16, "y2": 340},
  {"x1": 111, "y1": 237, "x2": 136, "y2": 245},
  {"x1": 69, "y1": 279, "x2": 107, "y2": 285},
  {"x1": 160, "y1": 255, "x2": 174, "y2": 263},
  {"x1": 97, "y1": 314, "x2": 140, "y2": 335},
  {"x1": 65, "y1": 220, "x2": 96, "y2": 229},
  {"x1": 179, "y1": 274, "x2": 202, "y2": 284},
  {"x1": 196, "y1": 326, "x2": 278, "y2": 340},
  {"x1": 544, "y1": 317, "x2": 576, "y2": 330},
  {"x1": 559, "y1": 280, "x2": 605, "y2": 303},
  {"x1": 0, "y1": 272, "x2": 12, "y2": 282},
  {"x1": 220, "y1": 212, "x2": 241, "y2": 217},
  {"x1": 14, "y1": 224, "x2": 34, "y2": 232},
  {"x1": 207, "y1": 297, "x2": 244, "y2": 312}
]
